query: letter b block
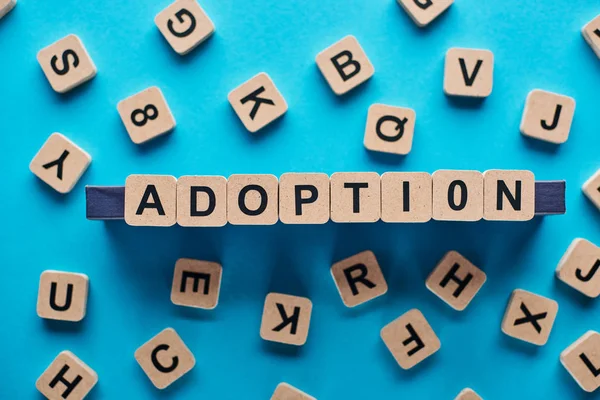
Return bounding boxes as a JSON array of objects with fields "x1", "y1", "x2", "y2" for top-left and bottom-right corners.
[
  {"x1": 37, "y1": 270, "x2": 89, "y2": 322},
  {"x1": 331, "y1": 250, "x2": 388, "y2": 307},
  {"x1": 155, "y1": 0, "x2": 214, "y2": 55},
  {"x1": 432, "y1": 170, "x2": 483, "y2": 221},
  {"x1": 260, "y1": 293, "x2": 312, "y2": 346},
  {"x1": 556, "y1": 239, "x2": 600, "y2": 298},
  {"x1": 36, "y1": 351, "x2": 98, "y2": 400},
  {"x1": 364, "y1": 104, "x2": 416, "y2": 155},
  {"x1": 520, "y1": 89, "x2": 575, "y2": 144},
  {"x1": 171, "y1": 258, "x2": 222, "y2": 309},
  {"x1": 561, "y1": 331, "x2": 600, "y2": 392}
]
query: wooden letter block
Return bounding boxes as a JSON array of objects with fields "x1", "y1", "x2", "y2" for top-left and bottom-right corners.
[
  {"x1": 444, "y1": 48, "x2": 493, "y2": 98},
  {"x1": 316, "y1": 35, "x2": 374, "y2": 95},
  {"x1": 36, "y1": 351, "x2": 97, "y2": 400},
  {"x1": 520, "y1": 90, "x2": 575, "y2": 144},
  {"x1": 271, "y1": 383, "x2": 316, "y2": 400},
  {"x1": 260, "y1": 293, "x2": 312, "y2": 346},
  {"x1": 381, "y1": 309, "x2": 440, "y2": 370},
  {"x1": 30, "y1": 133, "x2": 91, "y2": 194},
  {"x1": 118, "y1": 87, "x2": 176, "y2": 144},
  {"x1": 0, "y1": 0, "x2": 16, "y2": 18},
  {"x1": 125, "y1": 175, "x2": 177, "y2": 227},
  {"x1": 155, "y1": 0, "x2": 214, "y2": 55},
  {"x1": 135, "y1": 328, "x2": 195, "y2": 390},
  {"x1": 37, "y1": 34, "x2": 96, "y2": 93},
  {"x1": 426, "y1": 251, "x2": 486, "y2": 311},
  {"x1": 177, "y1": 175, "x2": 227, "y2": 227},
  {"x1": 455, "y1": 388, "x2": 482, "y2": 400},
  {"x1": 37, "y1": 271, "x2": 89, "y2": 322},
  {"x1": 364, "y1": 104, "x2": 416, "y2": 155},
  {"x1": 279, "y1": 173, "x2": 330, "y2": 224},
  {"x1": 330, "y1": 172, "x2": 380, "y2": 223},
  {"x1": 381, "y1": 172, "x2": 431, "y2": 223},
  {"x1": 501, "y1": 289, "x2": 558, "y2": 346},
  {"x1": 171, "y1": 258, "x2": 222, "y2": 309},
  {"x1": 432, "y1": 170, "x2": 483, "y2": 221},
  {"x1": 397, "y1": 0, "x2": 453, "y2": 27},
  {"x1": 228, "y1": 73, "x2": 287, "y2": 133},
  {"x1": 583, "y1": 169, "x2": 600, "y2": 211},
  {"x1": 582, "y1": 15, "x2": 600, "y2": 59},
  {"x1": 483, "y1": 170, "x2": 535, "y2": 221},
  {"x1": 331, "y1": 250, "x2": 387, "y2": 307},
  {"x1": 561, "y1": 331, "x2": 600, "y2": 392},
  {"x1": 227, "y1": 174, "x2": 278, "y2": 225},
  {"x1": 556, "y1": 239, "x2": 600, "y2": 298}
]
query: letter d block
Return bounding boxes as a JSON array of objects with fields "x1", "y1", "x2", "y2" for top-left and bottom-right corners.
[
  {"x1": 520, "y1": 90, "x2": 575, "y2": 144},
  {"x1": 260, "y1": 293, "x2": 312, "y2": 346},
  {"x1": 171, "y1": 258, "x2": 222, "y2": 309},
  {"x1": 561, "y1": 331, "x2": 600, "y2": 392},
  {"x1": 37, "y1": 270, "x2": 89, "y2": 322},
  {"x1": 125, "y1": 175, "x2": 177, "y2": 226},
  {"x1": 397, "y1": 0, "x2": 453, "y2": 27},
  {"x1": 155, "y1": 0, "x2": 215, "y2": 55},
  {"x1": 177, "y1": 175, "x2": 227, "y2": 227},
  {"x1": 36, "y1": 351, "x2": 98, "y2": 400},
  {"x1": 227, "y1": 174, "x2": 279, "y2": 225},
  {"x1": 331, "y1": 250, "x2": 388, "y2": 307},
  {"x1": 432, "y1": 170, "x2": 483, "y2": 221},
  {"x1": 556, "y1": 239, "x2": 600, "y2": 298},
  {"x1": 483, "y1": 170, "x2": 535, "y2": 221},
  {"x1": 582, "y1": 15, "x2": 600, "y2": 59},
  {"x1": 364, "y1": 104, "x2": 416, "y2": 155}
]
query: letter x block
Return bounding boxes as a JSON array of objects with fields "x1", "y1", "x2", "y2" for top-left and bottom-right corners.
[
  {"x1": 171, "y1": 258, "x2": 222, "y2": 309},
  {"x1": 0, "y1": 0, "x2": 16, "y2": 19},
  {"x1": 36, "y1": 351, "x2": 98, "y2": 400},
  {"x1": 556, "y1": 239, "x2": 600, "y2": 298},
  {"x1": 118, "y1": 87, "x2": 176, "y2": 144},
  {"x1": 260, "y1": 293, "x2": 312, "y2": 346},
  {"x1": 501, "y1": 289, "x2": 559, "y2": 346},
  {"x1": 520, "y1": 90, "x2": 575, "y2": 144},
  {"x1": 37, "y1": 270, "x2": 89, "y2": 322},
  {"x1": 444, "y1": 48, "x2": 494, "y2": 98},
  {"x1": 125, "y1": 175, "x2": 177, "y2": 226},
  {"x1": 331, "y1": 250, "x2": 388, "y2": 307},
  {"x1": 397, "y1": 0, "x2": 453, "y2": 27},
  {"x1": 271, "y1": 383, "x2": 316, "y2": 400},
  {"x1": 582, "y1": 14, "x2": 600, "y2": 59},
  {"x1": 155, "y1": 0, "x2": 214, "y2": 55},
  {"x1": 364, "y1": 104, "x2": 416, "y2": 155},
  {"x1": 561, "y1": 331, "x2": 600, "y2": 392},
  {"x1": 583, "y1": 169, "x2": 600, "y2": 212},
  {"x1": 454, "y1": 388, "x2": 482, "y2": 400}
]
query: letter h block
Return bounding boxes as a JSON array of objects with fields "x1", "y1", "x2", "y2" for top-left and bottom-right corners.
[{"x1": 36, "y1": 351, "x2": 98, "y2": 400}]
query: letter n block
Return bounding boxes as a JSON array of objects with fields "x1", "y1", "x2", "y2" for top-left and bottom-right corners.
[
  {"x1": 561, "y1": 331, "x2": 600, "y2": 392},
  {"x1": 271, "y1": 383, "x2": 316, "y2": 400},
  {"x1": 124, "y1": 175, "x2": 177, "y2": 226},
  {"x1": 582, "y1": 14, "x2": 600, "y2": 59},
  {"x1": 364, "y1": 104, "x2": 416, "y2": 155},
  {"x1": 520, "y1": 89, "x2": 575, "y2": 144},
  {"x1": 501, "y1": 289, "x2": 558, "y2": 346},
  {"x1": 331, "y1": 250, "x2": 388, "y2": 307},
  {"x1": 171, "y1": 258, "x2": 222, "y2": 309},
  {"x1": 483, "y1": 170, "x2": 535, "y2": 221},
  {"x1": 176, "y1": 175, "x2": 227, "y2": 227},
  {"x1": 432, "y1": 170, "x2": 483, "y2": 221},
  {"x1": 37, "y1": 270, "x2": 89, "y2": 322},
  {"x1": 155, "y1": 0, "x2": 214, "y2": 55},
  {"x1": 36, "y1": 351, "x2": 97, "y2": 399},
  {"x1": 397, "y1": 0, "x2": 453, "y2": 27},
  {"x1": 260, "y1": 293, "x2": 312, "y2": 346},
  {"x1": 556, "y1": 239, "x2": 600, "y2": 298}
]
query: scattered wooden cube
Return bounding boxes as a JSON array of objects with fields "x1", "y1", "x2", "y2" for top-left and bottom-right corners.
[
  {"x1": 117, "y1": 87, "x2": 176, "y2": 144},
  {"x1": 155, "y1": 0, "x2": 214, "y2": 55},
  {"x1": 432, "y1": 170, "x2": 483, "y2": 221},
  {"x1": 483, "y1": 170, "x2": 535, "y2": 221},
  {"x1": 135, "y1": 328, "x2": 195, "y2": 389},
  {"x1": 330, "y1": 172, "x2": 380, "y2": 223},
  {"x1": 561, "y1": 331, "x2": 600, "y2": 392},
  {"x1": 520, "y1": 89, "x2": 575, "y2": 144},
  {"x1": 316, "y1": 35, "x2": 374, "y2": 95},
  {"x1": 260, "y1": 293, "x2": 312, "y2": 346},
  {"x1": 381, "y1": 172, "x2": 432, "y2": 223},
  {"x1": 426, "y1": 251, "x2": 486, "y2": 311},
  {"x1": 501, "y1": 289, "x2": 558, "y2": 346},
  {"x1": 381, "y1": 309, "x2": 440, "y2": 370},
  {"x1": 583, "y1": 169, "x2": 600, "y2": 211},
  {"x1": 397, "y1": 0, "x2": 453, "y2": 27},
  {"x1": 177, "y1": 175, "x2": 227, "y2": 227},
  {"x1": 30, "y1": 133, "x2": 91, "y2": 194},
  {"x1": 444, "y1": 48, "x2": 494, "y2": 98},
  {"x1": 228, "y1": 73, "x2": 287, "y2": 133},
  {"x1": 582, "y1": 15, "x2": 600, "y2": 59},
  {"x1": 331, "y1": 250, "x2": 388, "y2": 307},
  {"x1": 171, "y1": 258, "x2": 222, "y2": 309},
  {"x1": 556, "y1": 238, "x2": 600, "y2": 298},
  {"x1": 271, "y1": 383, "x2": 316, "y2": 400},
  {"x1": 279, "y1": 173, "x2": 330, "y2": 224},
  {"x1": 124, "y1": 175, "x2": 177, "y2": 226},
  {"x1": 37, "y1": 270, "x2": 89, "y2": 322},
  {"x1": 227, "y1": 174, "x2": 279, "y2": 225},
  {"x1": 364, "y1": 104, "x2": 416, "y2": 155},
  {"x1": 0, "y1": 0, "x2": 16, "y2": 18},
  {"x1": 455, "y1": 388, "x2": 482, "y2": 400},
  {"x1": 36, "y1": 351, "x2": 97, "y2": 400}
]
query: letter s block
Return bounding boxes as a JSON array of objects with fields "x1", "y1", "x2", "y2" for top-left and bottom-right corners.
[
  {"x1": 155, "y1": 0, "x2": 214, "y2": 55},
  {"x1": 364, "y1": 104, "x2": 416, "y2": 155},
  {"x1": 37, "y1": 270, "x2": 89, "y2": 322},
  {"x1": 125, "y1": 175, "x2": 177, "y2": 226}
]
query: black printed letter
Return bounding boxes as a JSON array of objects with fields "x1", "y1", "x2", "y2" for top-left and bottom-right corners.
[
  {"x1": 42, "y1": 150, "x2": 70, "y2": 180},
  {"x1": 576, "y1": 259, "x2": 600, "y2": 282},
  {"x1": 541, "y1": 104, "x2": 562, "y2": 131},
  {"x1": 331, "y1": 50, "x2": 361, "y2": 82},
  {"x1": 190, "y1": 186, "x2": 216, "y2": 217},
  {"x1": 413, "y1": 0, "x2": 433, "y2": 10},
  {"x1": 376, "y1": 115, "x2": 407, "y2": 142},
  {"x1": 49, "y1": 364, "x2": 83, "y2": 398},
  {"x1": 272, "y1": 303, "x2": 300, "y2": 334},
  {"x1": 50, "y1": 50, "x2": 79, "y2": 76},
  {"x1": 167, "y1": 8, "x2": 197, "y2": 38},
  {"x1": 238, "y1": 185, "x2": 268, "y2": 216},
  {"x1": 448, "y1": 180, "x2": 468, "y2": 211},
  {"x1": 580, "y1": 353, "x2": 600, "y2": 377},
  {"x1": 439, "y1": 263, "x2": 473, "y2": 298},
  {"x1": 180, "y1": 271, "x2": 211, "y2": 295},
  {"x1": 49, "y1": 282, "x2": 73, "y2": 312},
  {"x1": 459, "y1": 58, "x2": 483, "y2": 87},
  {"x1": 240, "y1": 87, "x2": 275, "y2": 120},
  {"x1": 403, "y1": 323, "x2": 425, "y2": 356},
  {"x1": 344, "y1": 182, "x2": 369, "y2": 213},
  {"x1": 496, "y1": 180, "x2": 522, "y2": 211},
  {"x1": 151, "y1": 344, "x2": 178, "y2": 373},
  {"x1": 343, "y1": 264, "x2": 376, "y2": 296},
  {"x1": 294, "y1": 185, "x2": 318, "y2": 216},
  {"x1": 136, "y1": 185, "x2": 165, "y2": 216}
]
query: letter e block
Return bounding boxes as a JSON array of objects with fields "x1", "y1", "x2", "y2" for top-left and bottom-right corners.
[
  {"x1": 520, "y1": 90, "x2": 575, "y2": 144},
  {"x1": 155, "y1": 0, "x2": 214, "y2": 55},
  {"x1": 561, "y1": 331, "x2": 600, "y2": 392},
  {"x1": 330, "y1": 172, "x2": 380, "y2": 223},
  {"x1": 583, "y1": 169, "x2": 600, "y2": 212},
  {"x1": 381, "y1": 172, "x2": 432, "y2": 223},
  {"x1": 271, "y1": 383, "x2": 316, "y2": 400},
  {"x1": 483, "y1": 170, "x2": 535, "y2": 221},
  {"x1": 556, "y1": 239, "x2": 600, "y2": 298},
  {"x1": 444, "y1": 48, "x2": 493, "y2": 98},
  {"x1": 37, "y1": 270, "x2": 89, "y2": 322},
  {"x1": 125, "y1": 175, "x2": 177, "y2": 226},
  {"x1": 171, "y1": 258, "x2": 222, "y2": 309},
  {"x1": 260, "y1": 293, "x2": 312, "y2": 346},
  {"x1": 36, "y1": 351, "x2": 97, "y2": 400},
  {"x1": 455, "y1": 388, "x2": 482, "y2": 400},
  {"x1": 227, "y1": 174, "x2": 279, "y2": 225},
  {"x1": 501, "y1": 289, "x2": 558, "y2": 346},
  {"x1": 177, "y1": 175, "x2": 227, "y2": 227},
  {"x1": 397, "y1": 0, "x2": 453, "y2": 27},
  {"x1": 331, "y1": 250, "x2": 388, "y2": 307},
  {"x1": 432, "y1": 170, "x2": 483, "y2": 221},
  {"x1": 0, "y1": 0, "x2": 16, "y2": 19},
  {"x1": 279, "y1": 173, "x2": 330, "y2": 224},
  {"x1": 364, "y1": 104, "x2": 416, "y2": 155},
  {"x1": 582, "y1": 15, "x2": 600, "y2": 59}
]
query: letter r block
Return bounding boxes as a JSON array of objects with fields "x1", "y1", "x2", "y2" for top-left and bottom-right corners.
[
  {"x1": 561, "y1": 331, "x2": 600, "y2": 392},
  {"x1": 331, "y1": 250, "x2": 388, "y2": 307},
  {"x1": 37, "y1": 270, "x2": 89, "y2": 322},
  {"x1": 364, "y1": 104, "x2": 416, "y2": 155},
  {"x1": 171, "y1": 258, "x2": 222, "y2": 309},
  {"x1": 556, "y1": 239, "x2": 600, "y2": 298},
  {"x1": 397, "y1": 0, "x2": 453, "y2": 27},
  {"x1": 260, "y1": 293, "x2": 312, "y2": 346},
  {"x1": 582, "y1": 14, "x2": 600, "y2": 59},
  {"x1": 155, "y1": 0, "x2": 214, "y2": 55},
  {"x1": 125, "y1": 175, "x2": 177, "y2": 226},
  {"x1": 520, "y1": 89, "x2": 575, "y2": 144},
  {"x1": 36, "y1": 351, "x2": 98, "y2": 400},
  {"x1": 483, "y1": 170, "x2": 535, "y2": 221}
]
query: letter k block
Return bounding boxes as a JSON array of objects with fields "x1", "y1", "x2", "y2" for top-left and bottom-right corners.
[
  {"x1": 501, "y1": 289, "x2": 558, "y2": 346},
  {"x1": 260, "y1": 293, "x2": 312, "y2": 346}
]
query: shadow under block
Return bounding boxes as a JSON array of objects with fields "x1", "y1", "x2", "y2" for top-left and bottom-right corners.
[
  {"x1": 117, "y1": 87, "x2": 176, "y2": 144},
  {"x1": 316, "y1": 35, "x2": 374, "y2": 95},
  {"x1": 330, "y1": 172, "x2": 380, "y2": 223},
  {"x1": 483, "y1": 170, "x2": 535, "y2": 221},
  {"x1": 279, "y1": 173, "x2": 330, "y2": 224},
  {"x1": 30, "y1": 133, "x2": 91, "y2": 194},
  {"x1": 381, "y1": 172, "x2": 432, "y2": 222},
  {"x1": 228, "y1": 72, "x2": 287, "y2": 133},
  {"x1": 364, "y1": 104, "x2": 416, "y2": 155},
  {"x1": 520, "y1": 89, "x2": 575, "y2": 144},
  {"x1": 177, "y1": 175, "x2": 227, "y2": 227},
  {"x1": 561, "y1": 331, "x2": 600, "y2": 392},
  {"x1": 124, "y1": 175, "x2": 177, "y2": 226},
  {"x1": 36, "y1": 351, "x2": 98, "y2": 400},
  {"x1": 37, "y1": 271, "x2": 89, "y2": 322},
  {"x1": 134, "y1": 328, "x2": 195, "y2": 390},
  {"x1": 271, "y1": 383, "x2": 316, "y2": 400},
  {"x1": 397, "y1": 0, "x2": 453, "y2": 27},
  {"x1": 444, "y1": 48, "x2": 493, "y2": 98},
  {"x1": 171, "y1": 258, "x2": 222, "y2": 309},
  {"x1": 455, "y1": 388, "x2": 482, "y2": 400},
  {"x1": 432, "y1": 170, "x2": 483, "y2": 221},
  {"x1": 381, "y1": 309, "x2": 440, "y2": 370},
  {"x1": 0, "y1": 0, "x2": 15, "y2": 18},
  {"x1": 582, "y1": 15, "x2": 600, "y2": 59},
  {"x1": 331, "y1": 250, "x2": 388, "y2": 307},
  {"x1": 260, "y1": 293, "x2": 313, "y2": 346},
  {"x1": 155, "y1": 0, "x2": 214, "y2": 55},
  {"x1": 426, "y1": 251, "x2": 486, "y2": 311},
  {"x1": 37, "y1": 34, "x2": 96, "y2": 93},
  {"x1": 501, "y1": 289, "x2": 558, "y2": 346},
  {"x1": 556, "y1": 238, "x2": 600, "y2": 298},
  {"x1": 583, "y1": 169, "x2": 600, "y2": 211},
  {"x1": 227, "y1": 174, "x2": 279, "y2": 225}
]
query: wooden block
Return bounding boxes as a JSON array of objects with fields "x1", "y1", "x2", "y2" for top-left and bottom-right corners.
[
  {"x1": 432, "y1": 170, "x2": 483, "y2": 221},
  {"x1": 260, "y1": 293, "x2": 312, "y2": 346},
  {"x1": 426, "y1": 251, "x2": 486, "y2": 311},
  {"x1": 117, "y1": 87, "x2": 176, "y2": 144},
  {"x1": 483, "y1": 170, "x2": 535, "y2": 221},
  {"x1": 582, "y1": 15, "x2": 600, "y2": 59},
  {"x1": 227, "y1": 174, "x2": 279, "y2": 225},
  {"x1": 455, "y1": 388, "x2": 482, "y2": 400},
  {"x1": 381, "y1": 172, "x2": 432, "y2": 223},
  {"x1": 397, "y1": 0, "x2": 453, "y2": 27},
  {"x1": 155, "y1": 0, "x2": 214, "y2": 55},
  {"x1": 177, "y1": 175, "x2": 227, "y2": 227},
  {"x1": 556, "y1": 238, "x2": 600, "y2": 298},
  {"x1": 330, "y1": 172, "x2": 380, "y2": 223},
  {"x1": 316, "y1": 35, "x2": 374, "y2": 95},
  {"x1": 520, "y1": 89, "x2": 575, "y2": 144},
  {"x1": 124, "y1": 175, "x2": 177, "y2": 227},
  {"x1": 501, "y1": 289, "x2": 558, "y2": 346},
  {"x1": 37, "y1": 271, "x2": 89, "y2": 322},
  {"x1": 36, "y1": 351, "x2": 97, "y2": 400},
  {"x1": 0, "y1": 0, "x2": 16, "y2": 18},
  {"x1": 331, "y1": 250, "x2": 387, "y2": 307},
  {"x1": 228, "y1": 73, "x2": 287, "y2": 133},
  {"x1": 271, "y1": 383, "x2": 316, "y2": 400},
  {"x1": 279, "y1": 173, "x2": 330, "y2": 224},
  {"x1": 380, "y1": 309, "x2": 440, "y2": 370},
  {"x1": 135, "y1": 327, "x2": 195, "y2": 389},
  {"x1": 444, "y1": 48, "x2": 493, "y2": 98},
  {"x1": 30, "y1": 133, "x2": 91, "y2": 194},
  {"x1": 583, "y1": 169, "x2": 600, "y2": 211},
  {"x1": 171, "y1": 258, "x2": 222, "y2": 309},
  {"x1": 37, "y1": 35, "x2": 96, "y2": 93},
  {"x1": 561, "y1": 331, "x2": 600, "y2": 392},
  {"x1": 364, "y1": 104, "x2": 416, "y2": 155}
]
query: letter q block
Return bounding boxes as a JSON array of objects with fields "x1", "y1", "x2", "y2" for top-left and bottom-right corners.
[{"x1": 364, "y1": 104, "x2": 416, "y2": 155}]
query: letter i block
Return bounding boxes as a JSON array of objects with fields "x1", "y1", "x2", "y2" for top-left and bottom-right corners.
[
  {"x1": 118, "y1": 87, "x2": 176, "y2": 144},
  {"x1": 501, "y1": 289, "x2": 558, "y2": 346},
  {"x1": 0, "y1": 0, "x2": 16, "y2": 19},
  {"x1": 36, "y1": 351, "x2": 98, "y2": 400},
  {"x1": 582, "y1": 14, "x2": 600, "y2": 59},
  {"x1": 271, "y1": 383, "x2": 316, "y2": 400},
  {"x1": 432, "y1": 170, "x2": 483, "y2": 221},
  {"x1": 37, "y1": 270, "x2": 89, "y2": 322},
  {"x1": 279, "y1": 173, "x2": 330, "y2": 224},
  {"x1": 397, "y1": 0, "x2": 453, "y2": 27},
  {"x1": 583, "y1": 169, "x2": 600, "y2": 212},
  {"x1": 556, "y1": 239, "x2": 600, "y2": 298},
  {"x1": 331, "y1": 250, "x2": 388, "y2": 307},
  {"x1": 176, "y1": 175, "x2": 227, "y2": 227},
  {"x1": 483, "y1": 170, "x2": 535, "y2": 221},
  {"x1": 227, "y1": 174, "x2": 279, "y2": 225},
  {"x1": 364, "y1": 104, "x2": 416, "y2": 155},
  {"x1": 454, "y1": 388, "x2": 482, "y2": 400},
  {"x1": 520, "y1": 90, "x2": 575, "y2": 144},
  {"x1": 135, "y1": 328, "x2": 195, "y2": 390},
  {"x1": 155, "y1": 0, "x2": 214, "y2": 55},
  {"x1": 330, "y1": 172, "x2": 381, "y2": 223},
  {"x1": 171, "y1": 258, "x2": 222, "y2": 309},
  {"x1": 125, "y1": 175, "x2": 177, "y2": 226},
  {"x1": 381, "y1": 172, "x2": 432, "y2": 223},
  {"x1": 561, "y1": 331, "x2": 600, "y2": 392},
  {"x1": 260, "y1": 293, "x2": 313, "y2": 346},
  {"x1": 444, "y1": 48, "x2": 494, "y2": 98}
]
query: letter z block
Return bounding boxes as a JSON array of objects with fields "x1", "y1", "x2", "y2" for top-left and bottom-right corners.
[
  {"x1": 125, "y1": 175, "x2": 177, "y2": 226},
  {"x1": 520, "y1": 89, "x2": 575, "y2": 144},
  {"x1": 364, "y1": 104, "x2": 416, "y2": 155},
  {"x1": 260, "y1": 293, "x2": 312, "y2": 346},
  {"x1": 330, "y1": 172, "x2": 381, "y2": 223},
  {"x1": 397, "y1": 0, "x2": 453, "y2": 27},
  {"x1": 0, "y1": 0, "x2": 16, "y2": 19},
  {"x1": 37, "y1": 270, "x2": 89, "y2": 322},
  {"x1": 501, "y1": 289, "x2": 558, "y2": 346},
  {"x1": 444, "y1": 48, "x2": 493, "y2": 98},
  {"x1": 432, "y1": 170, "x2": 483, "y2": 221},
  {"x1": 582, "y1": 14, "x2": 600, "y2": 59},
  {"x1": 155, "y1": 0, "x2": 214, "y2": 55},
  {"x1": 561, "y1": 331, "x2": 600, "y2": 392},
  {"x1": 177, "y1": 175, "x2": 227, "y2": 227},
  {"x1": 171, "y1": 258, "x2": 222, "y2": 309},
  {"x1": 331, "y1": 250, "x2": 388, "y2": 307},
  {"x1": 36, "y1": 351, "x2": 98, "y2": 400},
  {"x1": 455, "y1": 388, "x2": 482, "y2": 400},
  {"x1": 271, "y1": 383, "x2": 316, "y2": 400},
  {"x1": 556, "y1": 239, "x2": 600, "y2": 298},
  {"x1": 483, "y1": 170, "x2": 535, "y2": 221},
  {"x1": 583, "y1": 169, "x2": 600, "y2": 212}
]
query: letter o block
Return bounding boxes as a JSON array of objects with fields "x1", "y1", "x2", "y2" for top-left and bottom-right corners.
[
  {"x1": 432, "y1": 170, "x2": 483, "y2": 221},
  {"x1": 155, "y1": 0, "x2": 215, "y2": 55},
  {"x1": 125, "y1": 175, "x2": 177, "y2": 226},
  {"x1": 227, "y1": 174, "x2": 279, "y2": 225},
  {"x1": 364, "y1": 104, "x2": 416, "y2": 155}
]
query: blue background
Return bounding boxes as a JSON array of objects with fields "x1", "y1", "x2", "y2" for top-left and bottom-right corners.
[{"x1": 2, "y1": 0, "x2": 600, "y2": 398}]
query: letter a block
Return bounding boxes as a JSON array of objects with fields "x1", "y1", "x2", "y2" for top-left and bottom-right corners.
[
  {"x1": 260, "y1": 293, "x2": 312, "y2": 346},
  {"x1": 227, "y1": 174, "x2": 279, "y2": 225},
  {"x1": 171, "y1": 258, "x2": 222, "y2": 309},
  {"x1": 37, "y1": 270, "x2": 89, "y2": 322},
  {"x1": 331, "y1": 250, "x2": 388, "y2": 307},
  {"x1": 583, "y1": 169, "x2": 600, "y2": 212},
  {"x1": 135, "y1": 328, "x2": 195, "y2": 390},
  {"x1": 0, "y1": 0, "x2": 16, "y2": 19},
  {"x1": 501, "y1": 289, "x2": 558, "y2": 346},
  {"x1": 155, "y1": 0, "x2": 214, "y2": 55},
  {"x1": 561, "y1": 331, "x2": 600, "y2": 392},
  {"x1": 520, "y1": 90, "x2": 575, "y2": 144},
  {"x1": 582, "y1": 15, "x2": 600, "y2": 59},
  {"x1": 455, "y1": 388, "x2": 482, "y2": 400},
  {"x1": 444, "y1": 48, "x2": 493, "y2": 98},
  {"x1": 330, "y1": 172, "x2": 380, "y2": 223},
  {"x1": 279, "y1": 173, "x2": 330, "y2": 224},
  {"x1": 36, "y1": 351, "x2": 98, "y2": 400},
  {"x1": 364, "y1": 104, "x2": 416, "y2": 155},
  {"x1": 397, "y1": 0, "x2": 453, "y2": 27},
  {"x1": 556, "y1": 239, "x2": 600, "y2": 298},
  {"x1": 177, "y1": 175, "x2": 227, "y2": 227},
  {"x1": 483, "y1": 170, "x2": 535, "y2": 221},
  {"x1": 118, "y1": 87, "x2": 176, "y2": 144},
  {"x1": 271, "y1": 383, "x2": 316, "y2": 400},
  {"x1": 432, "y1": 170, "x2": 483, "y2": 221},
  {"x1": 381, "y1": 309, "x2": 440, "y2": 370},
  {"x1": 125, "y1": 175, "x2": 177, "y2": 226}
]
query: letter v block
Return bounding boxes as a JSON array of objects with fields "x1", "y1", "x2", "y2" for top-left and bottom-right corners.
[
  {"x1": 556, "y1": 239, "x2": 600, "y2": 298},
  {"x1": 561, "y1": 331, "x2": 600, "y2": 392},
  {"x1": 36, "y1": 351, "x2": 98, "y2": 400},
  {"x1": 582, "y1": 14, "x2": 600, "y2": 59},
  {"x1": 520, "y1": 89, "x2": 575, "y2": 144},
  {"x1": 397, "y1": 0, "x2": 453, "y2": 27},
  {"x1": 331, "y1": 250, "x2": 388, "y2": 307},
  {"x1": 444, "y1": 48, "x2": 494, "y2": 98},
  {"x1": 37, "y1": 270, "x2": 89, "y2": 322},
  {"x1": 171, "y1": 258, "x2": 222, "y2": 309},
  {"x1": 260, "y1": 293, "x2": 313, "y2": 346},
  {"x1": 125, "y1": 175, "x2": 177, "y2": 226},
  {"x1": 501, "y1": 289, "x2": 558, "y2": 346}
]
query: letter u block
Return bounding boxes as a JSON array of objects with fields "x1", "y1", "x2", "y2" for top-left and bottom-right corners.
[
  {"x1": 125, "y1": 175, "x2": 177, "y2": 226},
  {"x1": 37, "y1": 270, "x2": 89, "y2": 322},
  {"x1": 432, "y1": 170, "x2": 483, "y2": 221}
]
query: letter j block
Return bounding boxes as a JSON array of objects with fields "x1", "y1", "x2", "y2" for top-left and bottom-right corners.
[
  {"x1": 520, "y1": 89, "x2": 575, "y2": 144},
  {"x1": 582, "y1": 14, "x2": 600, "y2": 59},
  {"x1": 397, "y1": 0, "x2": 453, "y2": 27},
  {"x1": 36, "y1": 351, "x2": 98, "y2": 400},
  {"x1": 556, "y1": 239, "x2": 600, "y2": 298}
]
